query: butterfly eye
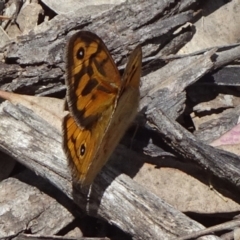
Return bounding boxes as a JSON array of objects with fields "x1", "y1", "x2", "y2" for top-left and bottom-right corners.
[
  {"x1": 77, "y1": 47, "x2": 84, "y2": 59},
  {"x1": 79, "y1": 143, "x2": 86, "y2": 158}
]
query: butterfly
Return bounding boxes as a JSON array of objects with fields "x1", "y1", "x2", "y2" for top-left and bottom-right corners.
[{"x1": 62, "y1": 31, "x2": 142, "y2": 188}]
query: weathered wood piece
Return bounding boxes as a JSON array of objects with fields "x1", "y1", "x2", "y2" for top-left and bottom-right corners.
[
  {"x1": 0, "y1": 171, "x2": 79, "y2": 238},
  {"x1": 0, "y1": 0, "x2": 197, "y2": 95},
  {"x1": 16, "y1": 235, "x2": 108, "y2": 240},
  {"x1": 199, "y1": 66, "x2": 240, "y2": 86},
  {"x1": 140, "y1": 49, "x2": 215, "y2": 120},
  {"x1": 141, "y1": 43, "x2": 240, "y2": 156},
  {"x1": 146, "y1": 109, "x2": 240, "y2": 196},
  {"x1": 0, "y1": 101, "x2": 219, "y2": 240},
  {"x1": 194, "y1": 105, "x2": 240, "y2": 144},
  {"x1": 176, "y1": 219, "x2": 240, "y2": 240},
  {"x1": 139, "y1": 44, "x2": 240, "y2": 122}
]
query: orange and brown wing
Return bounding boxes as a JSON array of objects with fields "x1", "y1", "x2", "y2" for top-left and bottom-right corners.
[
  {"x1": 121, "y1": 45, "x2": 142, "y2": 92},
  {"x1": 63, "y1": 114, "x2": 100, "y2": 186},
  {"x1": 63, "y1": 31, "x2": 123, "y2": 187},
  {"x1": 65, "y1": 31, "x2": 121, "y2": 128}
]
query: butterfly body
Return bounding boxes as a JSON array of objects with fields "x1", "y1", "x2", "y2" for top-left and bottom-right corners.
[{"x1": 63, "y1": 31, "x2": 142, "y2": 188}]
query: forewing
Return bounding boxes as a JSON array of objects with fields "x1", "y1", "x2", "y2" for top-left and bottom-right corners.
[{"x1": 65, "y1": 31, "x2": 121, "y2": 128}]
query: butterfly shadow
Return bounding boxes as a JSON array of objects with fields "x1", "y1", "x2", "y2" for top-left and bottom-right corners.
[{"x1": 71, "y1": 142, "x2": 146, "y2": 216}]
